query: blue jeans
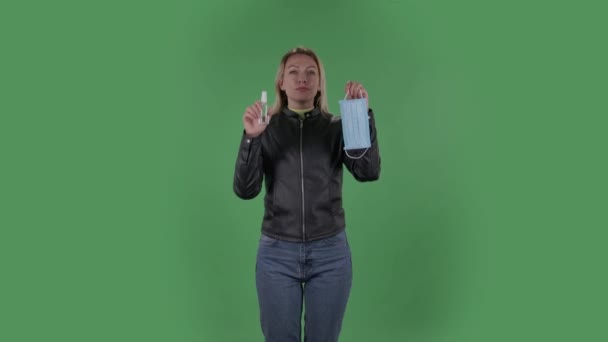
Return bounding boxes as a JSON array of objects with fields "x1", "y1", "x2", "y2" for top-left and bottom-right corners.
[{"x1": 255, "y1": 230, "x2": 353, "y2": 342}]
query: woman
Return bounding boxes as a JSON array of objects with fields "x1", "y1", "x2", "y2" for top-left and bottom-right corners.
[{"x1": 233, "y1": 46, "x2": 381, "y2": 342}]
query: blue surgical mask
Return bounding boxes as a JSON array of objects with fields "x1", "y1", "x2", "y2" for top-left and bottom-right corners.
[{"x1": 338, "y1": 97, "x2": 370, "y2": 158}]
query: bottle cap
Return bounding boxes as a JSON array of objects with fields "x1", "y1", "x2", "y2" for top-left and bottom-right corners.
[{"x1": 261, "y1": 90, "x2": 267, "y2": 103}]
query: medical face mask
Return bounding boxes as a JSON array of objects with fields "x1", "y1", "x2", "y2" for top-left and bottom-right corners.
[{"x1": 338, "y1": 94, "x2": 370, "y2": 159}]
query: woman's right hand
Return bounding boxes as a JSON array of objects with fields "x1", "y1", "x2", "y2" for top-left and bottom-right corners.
[{"x1": 243, "y1": 100, "x2": 272, "y2": 138}]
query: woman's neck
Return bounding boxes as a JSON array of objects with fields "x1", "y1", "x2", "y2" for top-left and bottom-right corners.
[{"x1": 287, "y1": 100, "x2": 314, "y2": 110}]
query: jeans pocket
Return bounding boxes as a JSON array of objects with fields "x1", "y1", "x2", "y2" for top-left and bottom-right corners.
[
  {"x1": 259, "y1": 234, "x2": 279, "y2": 247},
  {"x1": 320, "y1": 230, "x2": 348, "y2": 247}
]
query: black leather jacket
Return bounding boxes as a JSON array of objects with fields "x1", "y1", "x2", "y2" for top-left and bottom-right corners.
[{"x1": 233, "y1": 106, "x2": 381, "y2": 242}]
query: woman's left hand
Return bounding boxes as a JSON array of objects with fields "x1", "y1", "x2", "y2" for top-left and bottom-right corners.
[{"x1": 345, "y1": 81, "x2": 369, "y2": 110}]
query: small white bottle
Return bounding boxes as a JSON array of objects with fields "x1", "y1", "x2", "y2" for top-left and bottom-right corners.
[{"x1": 258, "y1": 90, "x2": 270, "y2": 125}]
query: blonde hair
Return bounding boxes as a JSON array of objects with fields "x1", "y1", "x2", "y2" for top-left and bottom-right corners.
[{"x1": 269, "y1": 47, "x2": 330, "y2": 115}]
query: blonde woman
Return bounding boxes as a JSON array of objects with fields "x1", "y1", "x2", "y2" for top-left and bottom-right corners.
[{"x1": 233, "y1": 47, "x2": 381, "y2": 342}]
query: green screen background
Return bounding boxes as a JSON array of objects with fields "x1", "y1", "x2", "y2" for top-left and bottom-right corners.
[{"x1": 1, "y1": 0, "x2": 606, "y2": 341}]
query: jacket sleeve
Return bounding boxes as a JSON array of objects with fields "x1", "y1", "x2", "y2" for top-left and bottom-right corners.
[
  {"x1": 233, "y1": 131, "x2": 264, "y2": 199},
  {"x1": 343, "y1": 108, "x2": 381, "y2": 182}
]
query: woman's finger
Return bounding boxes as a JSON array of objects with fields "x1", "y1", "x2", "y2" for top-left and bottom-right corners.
[
  {"x1": 352, "y1": 82, "x2": 362, "y2": 99},
  {"x1": 255, "y1": 102, "x2": 264, "y2": 115},
  {"x1": 352, "y1": 84, "x2": 359, "y2": 98},
  {"x1": 246, "y1": 107, "x2": 259, "y2": 119},
  {"x1": 351, "y1": 82, "x2": 359, "y2": 98},
  {"x1": 244, "y1": 112, "x2": 257, "y2": 123}
]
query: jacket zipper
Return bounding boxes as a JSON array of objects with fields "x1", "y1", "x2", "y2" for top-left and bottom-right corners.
[{"x1": 299, "y1": 119, "x2": 306, "y2": 242}]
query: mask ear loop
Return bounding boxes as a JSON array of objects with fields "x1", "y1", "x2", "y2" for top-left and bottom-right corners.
[{"x1": 343, "y1": 89, "x2": 369, "y2": 160}]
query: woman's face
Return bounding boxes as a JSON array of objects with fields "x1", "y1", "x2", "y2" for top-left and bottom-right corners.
[{"x1": 279, "y1": 54, "x2": 320, "y2": 109}]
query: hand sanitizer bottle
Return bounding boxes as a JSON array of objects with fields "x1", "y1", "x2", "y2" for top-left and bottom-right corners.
[{"x1": 258, "y1": 90, "x2": 270, "y2": 125}]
